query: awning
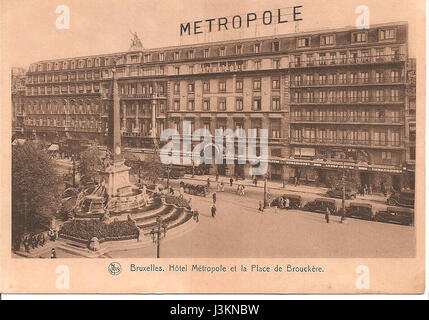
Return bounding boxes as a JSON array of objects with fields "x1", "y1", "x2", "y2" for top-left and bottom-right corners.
[
  {"x1": 12, "y1": 139, "x2": 26, "y2": 146},
  {"x1": 48, "y1": 144, "x2": 59, "y2": 151}
]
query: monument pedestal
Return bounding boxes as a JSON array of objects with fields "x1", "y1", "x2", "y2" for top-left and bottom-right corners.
[{"x1": 102, "y1": 160, "x2": 132, "y2": 197}]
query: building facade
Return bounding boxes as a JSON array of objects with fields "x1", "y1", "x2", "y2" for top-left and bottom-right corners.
[
  {"x1": 11, "y1": 67, "x2": 26, "y2": 137},
  {"x1": 18, "y1": 22, "x2": 413, "y2": 190}
]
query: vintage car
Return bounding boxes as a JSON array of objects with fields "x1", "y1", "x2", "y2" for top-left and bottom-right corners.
[
  {"x1": 326, "y1": 187, "x2": 356, "y2": 200},
  {"x1": 270, "y1": 194, "x2": 302, "y2": 209},
  {"x1": 386, "y1": 190, "x2": 415, "y2": 208},
  {"x1": 345, "y1": 203, "x2": 374, "y2": 221},
  {"x1": 374, "y1": 206, "x2": 414, "y2": 226},
  {"x1": 303, "y1": 198, "x2": 337, "y2": 215}
]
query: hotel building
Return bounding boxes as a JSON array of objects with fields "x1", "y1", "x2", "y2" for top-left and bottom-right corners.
[{"x1": 17, "y1": 21, "x2": 413, "y2": 190}]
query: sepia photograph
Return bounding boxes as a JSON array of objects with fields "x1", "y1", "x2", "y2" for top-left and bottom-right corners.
[{"x1": 0, "y1": 0, "x2": 425, "y2": 294}]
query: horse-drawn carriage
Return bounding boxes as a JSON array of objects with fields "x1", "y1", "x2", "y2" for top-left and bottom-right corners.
[{"x1": 180, "y1": 181, "x2": 207, "y2": 197}]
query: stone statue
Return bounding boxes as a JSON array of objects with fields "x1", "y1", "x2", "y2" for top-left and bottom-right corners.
[{"x1": 129, "y1": 30, "x2": 143, "y2": 50}]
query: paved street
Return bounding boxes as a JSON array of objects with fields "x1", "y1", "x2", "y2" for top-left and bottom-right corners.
[{"x1": 108, "y1": 183, "x2": 415, "y2": 259}]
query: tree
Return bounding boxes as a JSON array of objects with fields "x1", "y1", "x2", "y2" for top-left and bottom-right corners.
[
  {"x1": 12, "y1": 142, "x2": 61, "y2": 237},
  {"x1": 77, "y1": 147, "x2": 104, "y2": 183},
  {"x1": 140, "y1": 152, "x2": 167, "y2": 184}
]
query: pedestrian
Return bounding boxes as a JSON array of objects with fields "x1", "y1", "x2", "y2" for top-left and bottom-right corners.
[
  {"x1": 285, "y1": 197, "x2": 290, "y2": 210},
  {"x1": 211, "y1": 204, "x2": 216, "y2": 218},
  {"x1": 381, "y1": 182, "x2": 387, "y2": 197},
  {"x1": 207, "y1": 177, "x2": 211, "y2": 190},
  {"x1": 258, "y1": 201, "x2": 264, "y2": 213},
  {"x1": 230, "y1": 176, "x2": 233, "y2": 187},
  {"x1": 193, "y1": 210, "x2": 199, "y2": 223},
  {"x1": 369, "y1": 184, "x2": 373, "y2": 194},
  {"x1": 212, "y1": 192, "x2": 217, "y2": 204},
  {"x1": 51, "y1": 248, "x2": 57, "y2": 259},
  {"x1": 216, "y1": 172, "x2": 219, "y2": 182},
  {"x1": 325, "y1": 207, "x2": 330, "y2": 224},
  {"x1": 220, "y1": 181, "x2": 225, "y2": 192},
  {"x1": 294, "y1": 176, "x2": 298, "y2": 187},
  {"x1": 254, "y1": 176, "x2": 258, "y2": 186},
  {"x1": 23, "y1": 236, "x2": 30, "y2": 253}
]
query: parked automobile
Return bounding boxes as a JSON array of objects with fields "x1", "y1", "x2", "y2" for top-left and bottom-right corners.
[
  {"x1": 374, "y1": 206, "x2": 414, "y2": 226},
  {"x1": 386, "y1": 190, "x2": 415, "y2": 208},
  {"x1": 303, "y1": 198, "x2": 337, "y2": 215},
  {"x1": 271, "y1": 194, "x2": 302, "y2": 209},
  {"x1": 345, "y1": 203, "x2": 374, "y2": 221},
  {"x1": 326, "y1": 187, "x2": 356, "y2": 200}
]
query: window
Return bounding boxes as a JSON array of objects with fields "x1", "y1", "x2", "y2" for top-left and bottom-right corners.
[
  {"x1": 218, "y1": 80, "x2": 226, "y2": 92},
  {"x1": 236, "y1": 79, "x2": 243, "y2": 91},
  {"x1": 320, "y1": 34, "x2": 335, "y2": 46},
  {"x1": 236, "y1": 98, "x2": 243, "y2": 111},
  {"x1": 204, "y1": 48, "x2": 210, "y2": 58},
  {"x1": 272, "y1": 97, "x2": 281, "y2": 111},
  {"x1": 352, "y1": 32, "x2": 367, "y2": 43},
  {"x1": 379, "y1": 28, "x2": 396, "y2": 40},
  {"x1": 173, "y1": 100, "x2": 180, "y2": 111},
  {"x1": 409, "y1": 124, "x2": 416, "y2": 141},
  {"x1": 272, "y1": 78, "x2": 280, "y2": 89},
  {"x1": 253, "y1": 98, "x2": 261, "y2": 111},
  {"x1": 174, "y1": 51, "x2": 180, "y2": 60},
  {"x1": 175, "y1": 66, "x2": 180, "y2": 75},
  {"x1": 272, "y1": 41, "x2": 280, "y2": 51},
  {"x1": 173, "y1": 83, "x2": 180, "y2": 94},
  {"x1": 273, "y1": 59, "x2": 280, "y2": 69},
  {"x1": 236, "y1": 45, "x2": 243, "y2": 55},
  {"x1": 254, "y1": 43, "x2": 261, "y2": 53},
  {"x1": 255, "y1": 60, "x2": 261, "y2": 70},
  {"x1": 382, "y1": 151, "x2": 392, "y2": 160},
  {"x1": 203, "y1": 99, "x2": 210, "y2": 111},
  {"x1": 409, "y1": 147, "x2": 416, "y2": 160},
  {"x1": 253, "y1": 79, "x2": 261, "y2": 91},
  {"x1": 187, "y1": 99, "x2": 195, "y2": 111},
  {"x1": 188, "y1": 50, "x2": 194, "y2": 59},
  {"x1": 297, "y1": 37, "x2": 310, "y2": 48},
  {"x1": 391, "y1": 70, "x2": 400, "y2": 82},
  {"x1": 159, "y1": 52, "x2": 165, "y2": 61},
  {"x1": 203, "y1": 81, "x2": 210, "y2": 92},
  {"x1": 188, "y1": 82, "x2": 194, "y2": 93},
  {"x1": 218, "y1": 98, "x2": 226, "y2": 111},
  {"x1": 376, "y1": 71, "x2": 384, "y2": 83},
  {"x1": 219, "y1": 47, "x2": 226, "y2": 56}
]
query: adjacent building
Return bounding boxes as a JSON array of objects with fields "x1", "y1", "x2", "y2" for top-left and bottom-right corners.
[{"x1": 17, "y1": 21, "x2": 414, "y2": 190}]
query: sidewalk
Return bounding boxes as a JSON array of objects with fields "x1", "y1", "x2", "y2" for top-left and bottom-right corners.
[{"x1": 180, "y1": 174, "x2": 329, "y2": 195}]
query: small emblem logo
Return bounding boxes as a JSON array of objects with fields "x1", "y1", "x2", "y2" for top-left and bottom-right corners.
[{"x1": 108, "y1": 262, "x2": 122, "y2": 275}]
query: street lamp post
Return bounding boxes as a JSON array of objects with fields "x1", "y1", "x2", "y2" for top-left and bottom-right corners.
[
  {"x1": 341, "y1": 157, "x2": 346, "y2": 223},
  {"x1": 72, "y1": 157, "x2": 76, "y2": 188},
  {"x1": 150, "y1": 216, "x2": 167, "y2": 258},
  {"x1": 263, "y1": 175, "x2": 268, "y2": 208},
  {"x1": 166, "y1": 164, "x2": 171, "y2": 189}
]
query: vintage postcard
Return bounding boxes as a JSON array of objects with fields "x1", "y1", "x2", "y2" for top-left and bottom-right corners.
[{"x1": 0, "y1": 0, "x2": 425, "y2": 294}]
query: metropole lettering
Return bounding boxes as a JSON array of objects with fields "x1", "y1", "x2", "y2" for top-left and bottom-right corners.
[
  {"x1": 180, "y1": 6, "x2": 303, "y2": 36},
  {"x1": 160, "y1": 121, "x2": 268, "y2": 176}
]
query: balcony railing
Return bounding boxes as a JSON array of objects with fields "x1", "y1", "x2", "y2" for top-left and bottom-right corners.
[
  {"x1": 290, "y1": 137, "x2": 403, "y2": 147},
  {"x1": 291, "y1": 116, "x2": 403, "y2": 124},
  {"x1": 290, "y1": 96, "x2": 404, "y2": 104},
  {"x1": 120, "y1": 93, "x2": 166, "y2": 99},
  {"x1": 290, "y1": 77, "x2": 405, "y2": 87},
  {"x1": 289, "y1": 54, "x2": 406, "y2": 68}
]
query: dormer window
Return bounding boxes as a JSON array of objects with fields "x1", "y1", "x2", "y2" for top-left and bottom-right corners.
[
  {"x1": 272, "y1": 41, "x2": 280, "y2": 52},
  {"x1": 219, "y1": 47, "x2": 226, "y2": 57},
  {"x1": 297, "y1": 37, "x2": 310, "y2": 48},
  {"x1": 379, "y1": 28, "x2": 396, "y2": 41},
  {"x1": 144, "y1": 54, "x2": 151, "y2": 63},
  {"x1": 320, "y1": 34, "x2": 335, "y2": 46},
  {"x1": 352, "y1": 31, "x2": 367, "y2": 43},
  {"x1": 254, "y1": 43, "x2": 261, "y2": 53}
]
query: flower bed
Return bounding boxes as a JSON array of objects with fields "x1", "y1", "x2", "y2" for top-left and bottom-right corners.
[
  {"x1": 59, "y1": 219, "x2": 139, "y2": 242},
  {"x1": 164, "y1": 195, "x2": 191, "y2": 209}
]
